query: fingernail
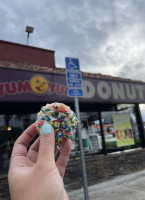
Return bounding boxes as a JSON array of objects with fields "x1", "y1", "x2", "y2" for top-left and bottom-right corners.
[{"x1": 42, "y1": 123, "x2": 52, "y2": 134}]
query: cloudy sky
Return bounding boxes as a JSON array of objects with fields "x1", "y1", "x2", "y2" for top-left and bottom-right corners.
[
  {"x1": 1, "y1": 0, "x2": 145, "y2": 82},
  {"x1": 1, "y1": 0, "x2": 145, "y2": 119}
]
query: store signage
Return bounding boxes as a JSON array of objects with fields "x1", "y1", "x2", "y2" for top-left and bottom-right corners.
[
  {"x1": 68, "y1": 88, "x2": 83, "y2": 97},
  {"x1": 0, "y1": 77, "x2": 68, "y2": 97},
  {"x1": 82, "y1": 80, "x2": 144, "y2": 101},
  {"x1": 65, "y1": 57, "x2": 83, "y2": 97},
  {"x1": 1, "y1": 67, "x2": 145, "y2": 103},
  {"x1": 112, "y1": 114, "x2": 135, "y2": 147}
]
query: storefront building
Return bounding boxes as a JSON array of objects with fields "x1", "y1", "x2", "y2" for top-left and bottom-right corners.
[{"x1": 1, "y1": 40, "x2": 145, "y2": 197}]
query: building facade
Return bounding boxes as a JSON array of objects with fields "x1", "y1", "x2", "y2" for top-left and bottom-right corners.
[{"x1": 0, "y1": 40, "x2": 145, "y2": 197}]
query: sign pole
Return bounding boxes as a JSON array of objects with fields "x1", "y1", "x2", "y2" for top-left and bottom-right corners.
[
  {"x1": 65, "y1": 57, "x2": 89, "y2": 199},
  {"x1": 74, "y1": 97, "x2": 89, "y2": 200}
]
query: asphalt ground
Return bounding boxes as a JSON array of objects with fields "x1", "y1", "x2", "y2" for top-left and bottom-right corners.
[{"x1": 68, "y1": 170, "x2": 145, "y2": 200}]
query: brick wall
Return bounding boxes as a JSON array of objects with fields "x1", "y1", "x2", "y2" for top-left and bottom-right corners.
[
  {"x1": 1, "y1": 148, "x2": 145, "y2": 199},
  {"x1": 0, "y1": 40, "x2": 55, "y2": 68},
  {"x1": 64, "y1": 148, "x2": 145, "y2": 191}
]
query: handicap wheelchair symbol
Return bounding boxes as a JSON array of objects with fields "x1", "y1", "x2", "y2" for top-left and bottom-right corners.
[{"x1": 67, "y1": 58, "x2": 79, "y2": 70}]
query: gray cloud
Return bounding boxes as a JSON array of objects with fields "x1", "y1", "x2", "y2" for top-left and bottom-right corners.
[
  {"x1": 1, "y1": 0, "x2": 145, "y2": 81},
  {"x1": 134, "y1": 63, "x2": 145, "y2": 70}
]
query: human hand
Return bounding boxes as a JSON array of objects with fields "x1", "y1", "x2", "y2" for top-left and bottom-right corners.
[{"x1": 8, "y1": 123, "x2": 71, "y2": 200}]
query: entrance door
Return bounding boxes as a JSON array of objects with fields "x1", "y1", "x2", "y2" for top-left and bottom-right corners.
[{"x1": 71, "y1": 111, "x2": 104, "y2": 154}]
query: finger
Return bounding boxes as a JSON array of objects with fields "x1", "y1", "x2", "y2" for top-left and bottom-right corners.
[
  {"x1": 55, "y1": 141, "x2": 64, "y2": 161},
  {"x1": 56, "y1": 139, "x2": 72, "y2": 178},
  {"x1": 54, "y1": 139, "x2": 68, "y2": 158},
  {"x1": 11, "y1": 123, "x2": 37, "y2": 157},
  {"x1": 27, "y1": 137, "x2": 40, "y2": 163},
  {"x1": 37, "y1": 123, "x2": 55, "y2": 165},
  {"x1": 54, "y1": 141, "x2": 63, "y2": 157},
  {"x1": 55, "y1": 146, "x2": 59, "y2": 157}
]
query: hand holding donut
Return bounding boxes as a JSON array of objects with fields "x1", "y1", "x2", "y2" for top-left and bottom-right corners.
[{"x1": 8, "y1": 123, "x2": 71, "y2": 200}]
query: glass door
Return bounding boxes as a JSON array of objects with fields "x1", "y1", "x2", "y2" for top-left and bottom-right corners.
[
  {"x1": 71, "y1": 112, "x2": 103, "y2": 155},
  {"x1": 101, "y1": 104, "x2": 142, "y2": 153}
]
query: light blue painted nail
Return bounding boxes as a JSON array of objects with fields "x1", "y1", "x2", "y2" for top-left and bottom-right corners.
[{"x1": 42, "y1": 123, "x2": 51, "y2": 134}]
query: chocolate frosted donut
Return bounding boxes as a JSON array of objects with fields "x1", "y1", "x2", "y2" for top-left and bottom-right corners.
[{"x1": 35, "y1": 102, "x2": 79, "y2": 147}]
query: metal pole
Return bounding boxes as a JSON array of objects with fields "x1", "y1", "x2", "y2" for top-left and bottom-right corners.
[
  {"x1": 98, "y1": 112, "x2": 107, "y2": 155},
  {"x1": 27, "y1": 32, "x2": 29, "y2": 45},
  {"x1": 74, "y1": 97, "x2": 89, "y2": 200}
]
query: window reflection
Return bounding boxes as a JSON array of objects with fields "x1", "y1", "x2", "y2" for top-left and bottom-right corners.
[
  {"x1": 102, "y1": 104, "x2": 141, "y2": 152},
  {"x1": 0, "y1": 114, "x2": 36, "y2": 171},
  {"x1": 139, "y1": 104, "x2": 145, "y2": 127},
  {"x1": 71, "y1": 112, "x2": 103, "y2": 155}
]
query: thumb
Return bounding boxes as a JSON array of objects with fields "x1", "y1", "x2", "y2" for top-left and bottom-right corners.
[{"x1": 37, "y1": 123, "x2": 55, "y2": 165}]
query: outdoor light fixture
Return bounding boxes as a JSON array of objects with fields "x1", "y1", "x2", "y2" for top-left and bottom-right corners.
[
  {"x1": 7, "y1": 126, "x2": 12, "y2": 131},
  {"x1": 25, "y1": 26, "x2": 34, "y2": 45}
]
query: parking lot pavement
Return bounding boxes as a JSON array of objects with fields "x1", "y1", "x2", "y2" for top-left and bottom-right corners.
[{"x1": 68, "y1": 170, "x2": 145, "y2": 200}]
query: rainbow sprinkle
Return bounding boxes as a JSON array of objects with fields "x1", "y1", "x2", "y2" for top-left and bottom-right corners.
[{"x1": 36, "y1": 102, "x2": 79, "y2": 147}]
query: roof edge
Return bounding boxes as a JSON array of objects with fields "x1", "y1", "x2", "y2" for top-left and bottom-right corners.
[{"x1": 0, "y1": 40, "x2": 55, "y2": 53}]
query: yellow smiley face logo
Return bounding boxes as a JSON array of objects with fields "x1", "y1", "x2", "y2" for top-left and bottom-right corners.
[{"x1": 30, "y1": 75, "x2": 48, "y2": 94}]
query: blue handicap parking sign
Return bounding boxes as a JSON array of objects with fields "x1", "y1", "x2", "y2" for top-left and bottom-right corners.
[
  {"x1": 66, "y1": 72, "x2": 81, "y2": 79},
  {"x1": 65, "y1": 57, "x2": 83, "y2": 97},
  {"x1": 68, "y1": 89, "x2": 83, "y2": 97},
  {"x1": 65, "y1": 58, "x2": 80, "y2": 70}
]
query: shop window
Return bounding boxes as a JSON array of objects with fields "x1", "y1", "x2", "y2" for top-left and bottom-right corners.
[
  {"x1": 139, "y1": 104, "x2": 145, "y2": 128},
  {"x1": 0, "y1": 114, "x2": 36, "y2": 172},
  {"x1": 71, "y1": 112, "x2": 103, "y2": 155},
  {"x1": 101, "y1": 104, "x2": 141, "y2": 153}
]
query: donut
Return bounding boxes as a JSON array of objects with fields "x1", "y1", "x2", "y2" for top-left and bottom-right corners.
[{"x1": 35, "y1": 102, "x2": 79, "y2": 147}]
